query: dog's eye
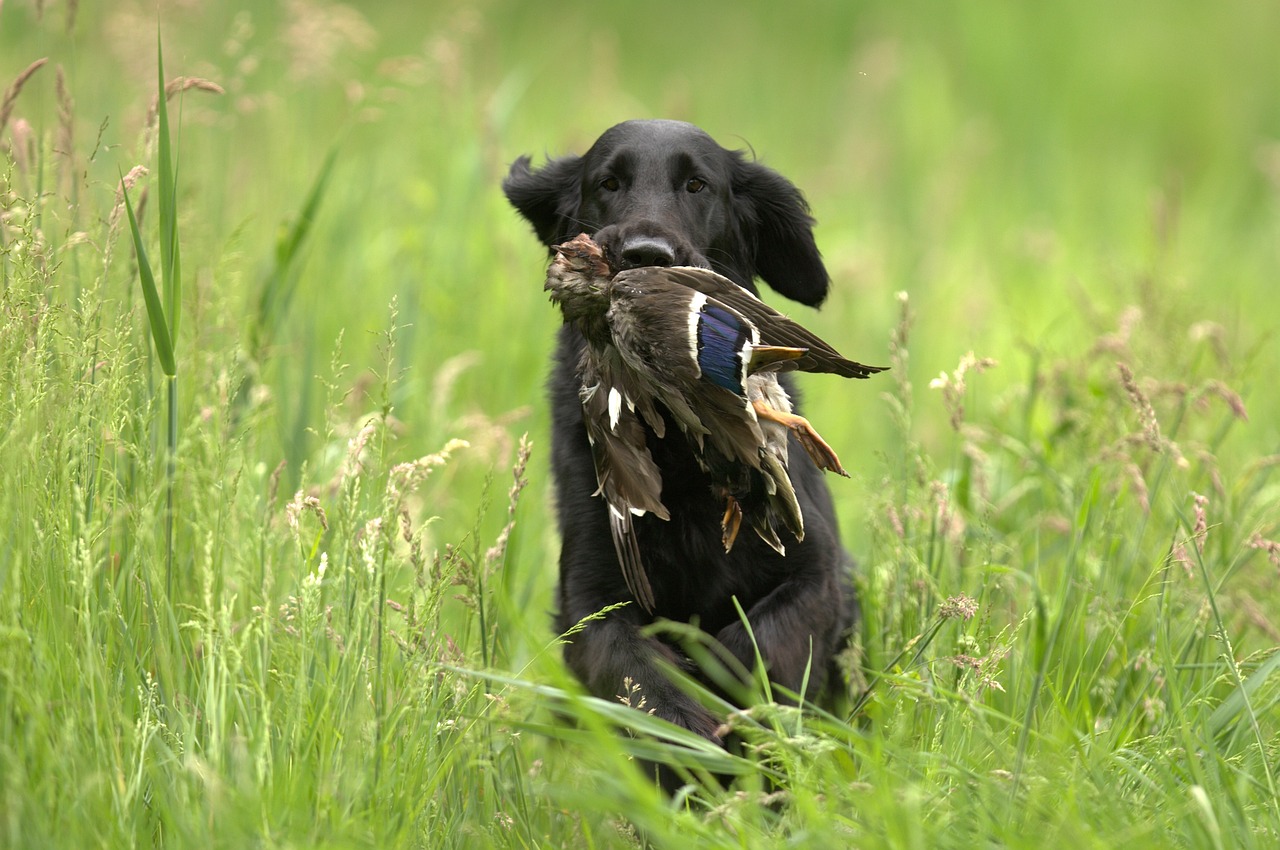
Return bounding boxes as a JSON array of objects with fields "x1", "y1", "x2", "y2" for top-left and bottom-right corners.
[
  {"x1": 685, "y1": 178, "x2": 706, "y2": 194},
  {"x1": 600, "y1": 176, "x2": 620, "y2": 192}
]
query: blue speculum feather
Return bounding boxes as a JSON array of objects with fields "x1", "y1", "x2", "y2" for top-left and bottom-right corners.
[{"x1": 696, "y1": 303, "x2": 750, "y2": 394}]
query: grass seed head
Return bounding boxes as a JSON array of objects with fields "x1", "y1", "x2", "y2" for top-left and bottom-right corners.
[
  {"x1": 0, "y1": 57, "x2": 48, "y2": 138},
  {"x1": 940, "y1": 595, "x2": 978, "y2": 621}
]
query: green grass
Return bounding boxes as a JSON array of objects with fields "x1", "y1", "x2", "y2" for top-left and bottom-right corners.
[{"x1": 3, "y1": 1, "x2": 1279, "y2": 847}]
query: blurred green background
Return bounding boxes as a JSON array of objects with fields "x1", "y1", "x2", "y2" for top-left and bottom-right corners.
[
  {"x1": 5, "y1": 0, "x2": 1278, "y2": 699},
  {"x1": 3, "y1": 1, "x2": 1279, "y2": 844},
  {"x1": 6, "y1": 0, "x2": 1277, "y2": 482}
]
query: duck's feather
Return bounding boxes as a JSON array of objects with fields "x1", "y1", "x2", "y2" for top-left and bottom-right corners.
[
  {"x1": 579, "y1": 351, "x2": 669, "y2": 612},
  {"x1": 602, "y1": 268, "x2": 812, "y2": 554},
  {"x1": 608, "y1": 503, "x2": 654, "y2": 615},
  {"x1": 617, "y1": 266, "x2": 887, "y2": 379},
  {"x1": 548, "y1": 234, "x2": 882, "y2": 602},
  {"x1": 694, "y1": 302, "x2": 754, "y2": 393}
]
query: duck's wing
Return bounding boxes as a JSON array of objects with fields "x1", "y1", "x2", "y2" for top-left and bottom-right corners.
[
  {"x1": 626, "y1": 266, "x2": 887, "y2": 379},
  {"x1": 579, "y1": 350, "x2": 669, "y2": 613},
  {"x1": 608, "y1": 276, "x2": 771, "y2": 469}
]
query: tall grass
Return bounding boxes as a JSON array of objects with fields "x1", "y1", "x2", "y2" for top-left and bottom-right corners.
[
  {"x1": 120, "y1": 37, "x2": 181, "y2": 600},
  {"x1": 2, "y1": 1, "x2": 1278, "y2": 848}
]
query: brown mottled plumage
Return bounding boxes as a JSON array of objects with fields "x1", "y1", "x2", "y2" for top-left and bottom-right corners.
[{"x1": 546, "y1": 233, "x2": 885, "y2": 611}]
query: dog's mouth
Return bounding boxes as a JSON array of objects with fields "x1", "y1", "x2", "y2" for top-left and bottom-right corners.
[{"x1": 592, "y1": 222, "x2": 710, "y2": 273}]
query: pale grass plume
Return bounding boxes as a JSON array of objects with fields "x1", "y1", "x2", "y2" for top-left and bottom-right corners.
[
  {"x1": 930, "y1": 479, "x2": 966, "y2": 546},
  {"x1": 324, "y1": 604, "x2": 347, "y2": 653},
  {"x1": 111, "y1": 165, "x2": 149, "y2": 214},
  {"x1": 437, "y1": 435, "x2": 531, "y2": 609},
  {"x1": 0, "y1": 57, "x2": 48, "y2": 138},
  {"x1": 360, "y1": 517, "x2": 382, "y2": 577},
  {"x1": 961, "y1": 429, "x2": 991, "y2": 504},
  {"x1": 948, "y1": 650, "x2": 1008, "y2": 696},
  {"x1": 1189, "y1": 320, "x2": 1230, "y2": 366},
  {"x1": 302, "y1": 551, "x2": 328, "y2": 590},
  {"x1": 432, "y1": 351, "x2": 481, "y2": 418},
  {"x1": 454, "y1": 409, "x2": 529, "y2": 467},
  {"x1": 885, "y1": 291, "x2": 914, "y2": 420},
  {"x1": 282, "y1": 0, "x2": 376, "y2": 82},
  {"x1": 1090, "y1": 305, "x2": 1143, "y2": 358},
  {"x1": 398, "y1": 509, "x2": 427, "y2": 588},
  {"x1": 617, "y1": 676, "x2": 653, "y2": 714},
  {"x1": 141, "y1": 76, "x2": 225, "y2": 161},
  {"x1": 1192, "y1": 380, "x2": 1249, "y2": 422},
  {"x1": 1121, "y1": 460, "x2": 1151, "y2": 515},
  {"x1": 1237, "y1": 598, "x2": 1280, "y2": 642},
  {"x1": 1170, "y1": 532, "x2": 1193, "y2": 586},
  {"x1": 265, "y1": 459, "x2": 287, "y2": 516},
  {"x1": 1173, "y1": 492, "x2": 1210, "y2": 576},
  {"x1": 30, "y1": 0, "x2": 79, "y2": 32},
  {"x1": 483, "y1": 434, "x2": 532, "y2": 570},
  {"x1": 55, "y1": 65, "x2": 74, "y2": 199},
  {"x1": 939, "y1": 594, "x2": 978, "y2": 621},
  {"x1": 335, "y1": 418, "x2": 379, "y2": 490},
  {"x1": 164, "y1": 76, "x2": 226, "y2": 99},
  {"x1": 1258, "y1": 140, "x2": 1280, "y2": 191},
  {"x1": 430, "y1": 353, "x2": 533, "y2": 465},
  {"x1": 1191, "y1": 492, "x2": 1208, "y2": 552},
  {"x1": 1247, "y1": 533, "x2": 1280, "y2": 571},
  {"x1": 386, "y1": 437, "x2": 470, "y2": 506},
  {"x1": 885, "y1": 503, "x2": 905, "y2": 539},
  {"x1": 1116, "y1": 361, "x2": 1160, "y2": 452},
  {"x1": 425, "y1": 7, "x2": 484, "y2": 95},
  {"x1": 929, "y1": 350, "x2": 997, "y2": 430},
  {"x1": 9, "y1": 118, "x2": 36, "y2": 175},
  {"x1": 285, "y1": 489, "x2": 329, "y2": 535},
  {"x1": 557, "y1": 601, "x2": 632, "y2": 641},
  {"x1": 103, "y1": 165, "x2": 149, "y2": 275},
  {"x1": 954, "y1": 615, "x2": 1021, "y2": 697},
  {"x1": 1116, "y1": 361, "x2": 1188, "y2": 468}
]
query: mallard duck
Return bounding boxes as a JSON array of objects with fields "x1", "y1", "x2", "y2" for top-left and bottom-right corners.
[{"x1": 545, "y1": 233, "x2": 885, "y2": 611}]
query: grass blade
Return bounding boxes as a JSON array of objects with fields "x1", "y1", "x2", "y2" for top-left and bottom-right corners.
[
  {"x1": 1209, "y1": 651, "x2": 1280, "y2": 739},
  {"x1": 156, "y1": 34, "x2": 180, "y2": 343},
  {"x1": 121, "y1": 176, "x2": 175, "y2": 377},
  {"x1": 443, "y1": 667, "x2": 749, "y2": 774},
  {"x1": 252, "y1": 146, "x2": 338, "y2": 358}
]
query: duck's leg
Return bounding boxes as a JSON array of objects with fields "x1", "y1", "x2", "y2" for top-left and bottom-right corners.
[
  {"x1": 752, "y1": 400, "x2": 850, "y2": 477},
  {"x1": 721, "y1": 496, "x2": 744, "y2": 552}
]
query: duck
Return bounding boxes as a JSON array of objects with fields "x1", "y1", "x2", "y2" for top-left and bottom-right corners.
[{"x1": 545, "y1": 233, "x2": 885, "y2": 611}]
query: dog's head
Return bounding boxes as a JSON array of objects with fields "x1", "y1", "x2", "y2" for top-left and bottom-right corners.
[{"x1": 504, "y1": 119, "x2": 830, "y2": 307}]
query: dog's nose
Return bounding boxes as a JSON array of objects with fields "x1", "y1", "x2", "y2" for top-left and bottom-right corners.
[{"x1": 619, "y1": 237, "x2": 676, "y2": 269}]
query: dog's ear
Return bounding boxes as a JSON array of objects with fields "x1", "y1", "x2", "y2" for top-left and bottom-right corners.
[
  {"x1": 503, "y1": 154, "x2": 583, "y2": 247},
  {"x1": 733, "y1": 157, "x2": 830, "y2": 307}
]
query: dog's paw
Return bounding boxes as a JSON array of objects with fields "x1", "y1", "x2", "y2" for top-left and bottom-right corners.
[
  {"x1": 657, "y1": 700, "x2": 723, "y2": 746},
  {"x1": 713, "y1": 620, "x2": 761, "y2": 677}
]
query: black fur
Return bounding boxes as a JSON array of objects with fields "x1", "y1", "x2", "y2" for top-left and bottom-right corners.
[{"x1": 504, "y1": 120, "x2": 854, "y2": 768}]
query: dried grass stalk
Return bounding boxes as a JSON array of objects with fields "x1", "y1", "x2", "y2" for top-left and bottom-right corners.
[
  {"x1": 103, "y1": 166, "x2": 150, "y2": 277},
  {"x1": 56, "y1": 65, "x2": 75, "y2": 199},
  {"x1": 0, "y1": 57, "x2": 49, "y2": 138},
  {"x1": 144, "y1": 77, "x2": 226, "y2": 131},
  {"x1": 141, "y1": 77, "x2": 225, "y2": 158}
]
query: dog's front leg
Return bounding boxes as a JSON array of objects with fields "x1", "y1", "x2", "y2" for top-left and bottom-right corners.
[
  {"x1": 563, "y1": 610, "x2": 725, "y2": 743},
  {"x1": 711, "y1": 563, "x2": 847, "y2": 700}
]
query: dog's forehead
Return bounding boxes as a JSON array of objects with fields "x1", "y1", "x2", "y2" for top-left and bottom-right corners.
[{"x1": 588, "y1": 120, "x2": 728, "y2": 174}]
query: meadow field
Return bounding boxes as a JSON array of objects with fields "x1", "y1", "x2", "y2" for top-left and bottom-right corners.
[{"x1": 2, "y1": 1, "x2": 1278, "y2": 847}]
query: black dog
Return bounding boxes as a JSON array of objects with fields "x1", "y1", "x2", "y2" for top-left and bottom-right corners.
[{"x1": 504, "y1": 119, "x2": 855, "y2": 758}]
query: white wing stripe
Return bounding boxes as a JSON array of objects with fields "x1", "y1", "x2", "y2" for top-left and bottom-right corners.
[{"x1": 686, "y1": 291, "x2": 708, "y2": 378}]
